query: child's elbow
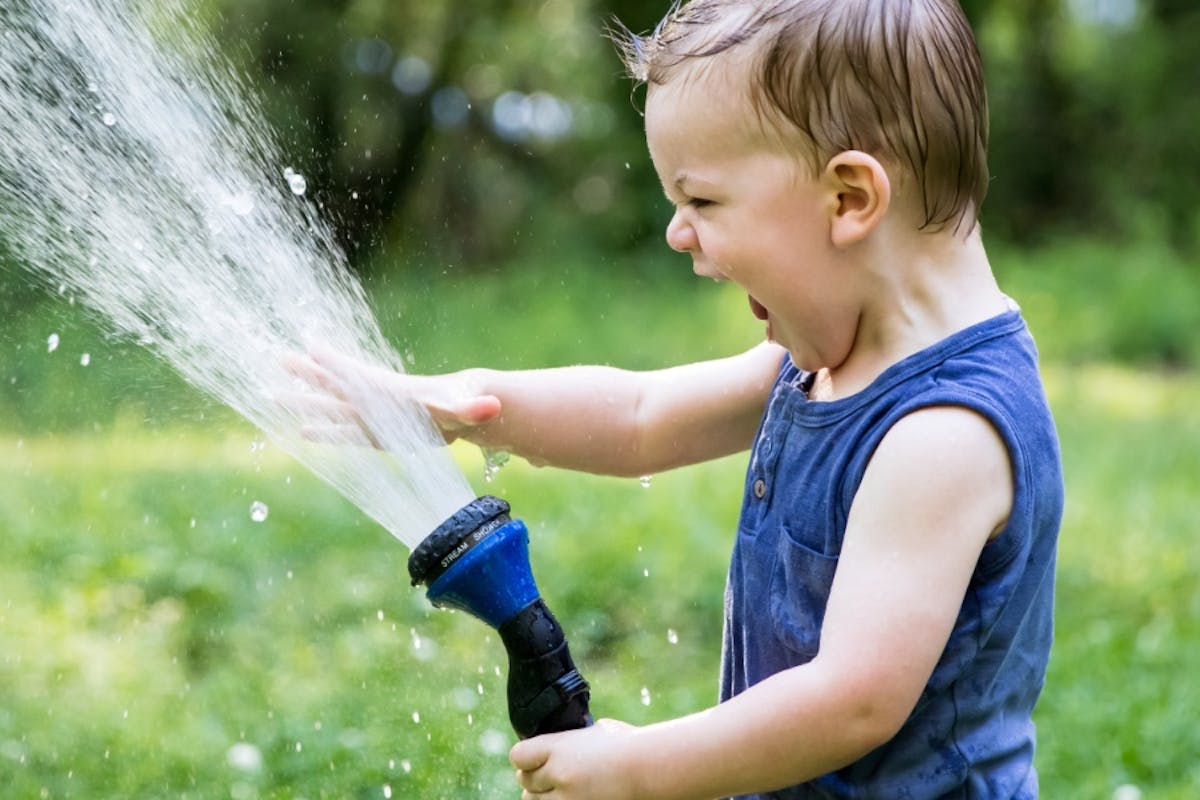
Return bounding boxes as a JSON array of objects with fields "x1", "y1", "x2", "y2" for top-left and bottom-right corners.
[
  {"x1": 860, "y1": 703, "x2": 911, "y2": 753},
  {"x1": 830, "y1": 673, "x2": 919, "y2": 756}
]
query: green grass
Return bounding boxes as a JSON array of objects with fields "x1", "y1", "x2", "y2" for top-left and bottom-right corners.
[
  {"x1": 1035, "y1": 365, "x2": 1200, "y2": 797},
  {"x1": 2, "y1": 365, "x2": 1199, "y2": 797},
  {"x1": 3, "y1": 238, "x2": 1200, "y2": 796},
  {"x1": 0, "y1": 428, "x2": 743, "y2": 798}
]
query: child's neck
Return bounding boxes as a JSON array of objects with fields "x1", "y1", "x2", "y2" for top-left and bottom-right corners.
[{"x1": 820, "y1": 225, "x2": 1008, "y2": 401}]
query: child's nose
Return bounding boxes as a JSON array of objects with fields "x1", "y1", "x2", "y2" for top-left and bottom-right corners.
[{"x1": 665, "y1": 211, "x2": 698, "y2": 253}]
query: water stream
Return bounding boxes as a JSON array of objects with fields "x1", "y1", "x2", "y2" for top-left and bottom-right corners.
[{"x1": 0, "y1": 0, "x2": 475, "y2": 547}]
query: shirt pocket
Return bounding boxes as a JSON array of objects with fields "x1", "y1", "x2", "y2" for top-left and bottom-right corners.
[{"x1": 769, "y1": 524, "x2": 839, "y2": 662}]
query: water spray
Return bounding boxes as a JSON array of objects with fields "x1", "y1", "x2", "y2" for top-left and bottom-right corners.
[
  {"x1": 0, "y1": 0, "x2": 593, "y2": 744},
  {"x1": 409, "y1": 496, "x2": 592, "y2": 738}
]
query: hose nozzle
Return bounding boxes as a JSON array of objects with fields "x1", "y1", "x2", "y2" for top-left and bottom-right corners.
[{"x1": 408, "y1": 496, "x2": 592, "y2": 739}]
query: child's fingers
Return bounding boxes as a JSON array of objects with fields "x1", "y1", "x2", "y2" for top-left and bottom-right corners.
[
  {"x1": 510, "y1": 736, "x2": 551, "y2": 772},
  {"x1": 271, "y1": 387, "x2": 354, "y2": 418},
  {"x1": 439, "y1": 394, "x2": 502, "y2": 428},
  {"x1": 299, "y1": 423, "x2": 377, "y2": 449},
  {"x1": 305, "y1": 342, "x2": 378, "y2": 385},
  {"x1": 271, "y1": 387, "x2": 381, "y2": 448},
  {"x1": 514, "y1": 769, "x2": 553, "y2": 796},
  {"x1": 288, "y1": 345, "x2": 500, "y2": 439},
  {"x1": 282, "y1": 350, "x2": 347, "y2": 400}
]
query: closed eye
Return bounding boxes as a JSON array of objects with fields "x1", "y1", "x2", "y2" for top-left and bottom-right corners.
[{"x1": 688, "y1": 196, "x2": 714, "y2": 210}]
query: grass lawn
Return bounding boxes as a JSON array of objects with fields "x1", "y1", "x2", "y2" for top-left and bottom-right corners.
[
  {"x1": 3, "y1": 237, "x2": 1200, "y2": 796},
  {"x1": 2, "y1": 360, "x2": 1199, "y2": 798}
]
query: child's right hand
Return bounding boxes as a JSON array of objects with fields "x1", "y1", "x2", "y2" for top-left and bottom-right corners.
[{"x1": 282, "y1": 344, "x2": 501, "y2": 448}]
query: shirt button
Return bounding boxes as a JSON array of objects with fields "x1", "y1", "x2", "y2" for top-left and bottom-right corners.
[{"x1": 753, "y1": 479, "x2": 767, "y2": 498}]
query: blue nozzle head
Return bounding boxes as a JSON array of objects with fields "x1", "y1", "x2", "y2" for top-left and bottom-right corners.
[
  {"x1": 407, "y1": 496, "x2": 539, "y2": 627},
  {"x1": 408, "y1": 496, "x2": 593, "y2": 738}
]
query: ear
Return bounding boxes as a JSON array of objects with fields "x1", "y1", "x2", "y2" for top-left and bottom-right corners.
[{"x1": 823, "y1": 151, "x2": 891, "y2": 248}]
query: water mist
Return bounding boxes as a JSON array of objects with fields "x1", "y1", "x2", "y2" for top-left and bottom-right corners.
[{"x1": 0, "y1": 0, "x2": 590, "y2": 738}]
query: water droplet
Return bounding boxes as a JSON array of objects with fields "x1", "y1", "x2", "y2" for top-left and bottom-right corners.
[
  {"x1": 478, "y1": 728, "x2": 508, "y2": 756},
  {"x1": 450, "y1": 686, "x2": 479, "y2": 711},
  {"x1": 639, "y1": 474, "x2": 653, "y2": 488},
  {"x1": 47, "y1": 333, "x2": 60, "y2": 352},
  {"x1": 482, "y1": 448, "x2": 510, "y2": 483},
  {"x1": 401, "y1": 759, "x2": 412, "y2": 773},
  {"x1": 295, "y1": 741, "x2": 302, "y2": 752},
  {"x1": 226, "y1": 742, "x2": 263, "y2": 773},
  {"x1": 377, "y1": 609, "x2": 385, "y2": 622},
  {"x1": 411, "y1": 711, "x2": 420, "y2": 724},
  {"x1": 643, "y1": 568, "x2": 650, "y2": 578},
  {"x1": 101, "y1": 111, "x2": 116, "y2": 126},
  {"x1": 383, "y1": 786, "x2": 392, "y2": 799},
  {"x1": 283, "y1": 167, "x2": 307, "y2": 196},
  {"x1": 667, "y1": 628, "x2": 678, "y2": 645},
  {"x1": 79, "y1": 353, "x2": 90, "y2": 366},
  {"x1": 640, "y1": 687, "x2": 652, "y2": 706},
  {"x1": 249, "y1": 501, "x2": 269, "y2": 522}
]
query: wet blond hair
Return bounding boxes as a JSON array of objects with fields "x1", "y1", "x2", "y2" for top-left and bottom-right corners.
[{"x1": 614, "y1": 0, "x2": 989, "y2": 233}]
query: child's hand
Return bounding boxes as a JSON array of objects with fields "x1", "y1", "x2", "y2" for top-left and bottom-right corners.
[
  {"x1": 511, "y1": 719, "x2": 642, "y2": 800},
  {"x1": 282, "y1": 344, "x2": 501, "y2": 447}
]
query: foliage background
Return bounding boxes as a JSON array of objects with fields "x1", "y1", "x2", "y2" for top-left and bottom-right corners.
[{"x1": 2, "y1": 0, "x2": 1199, "y2": 798}]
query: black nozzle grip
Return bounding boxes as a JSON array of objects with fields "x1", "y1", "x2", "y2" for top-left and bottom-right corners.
[{"x1": 498, "y1": 597, "x2": 593, "y2": 739}]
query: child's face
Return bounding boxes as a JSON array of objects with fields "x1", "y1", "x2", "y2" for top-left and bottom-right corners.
[{"x1": 644, "y1": 69, "x2": 860, "y2": 369}]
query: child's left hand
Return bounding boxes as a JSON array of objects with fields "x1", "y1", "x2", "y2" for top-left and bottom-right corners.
[{"x1": 510, "y1": 718, "x2": 642, "y2": 800}]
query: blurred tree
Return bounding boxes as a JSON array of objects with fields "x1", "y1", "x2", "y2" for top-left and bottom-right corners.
[
  {"x1": 1115, "y1": 1, "x2": 1200, "y2": 248},
  {"x1": 197, "y1": 0, "x2": 1198, "y2": 270},
  {"x1": 981, "y1": 0, "x2": 1200, "y2": 246},
  {"x1": 978, "y1": 0, "x2": 1083, "y2": 241},
  {"x1": 206, "y1": 0, "x2": 661, "y2": 272}
]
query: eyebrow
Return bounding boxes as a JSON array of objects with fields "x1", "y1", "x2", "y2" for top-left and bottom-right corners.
[
  {"x1": 662, "y1": 171, "x2": 718, "y2": 204},
  {"x1": 657, "y1": 172, "x2": 690, "y2": 204}
]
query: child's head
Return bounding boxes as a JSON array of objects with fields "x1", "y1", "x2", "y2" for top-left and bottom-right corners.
[{"x1": 615, "y1": 0, "x2": 989, "y2": 234}]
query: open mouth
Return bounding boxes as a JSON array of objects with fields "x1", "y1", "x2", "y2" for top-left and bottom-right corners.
[{"x1": 748, "y1": 295, "x2": 769, "y2": 321}]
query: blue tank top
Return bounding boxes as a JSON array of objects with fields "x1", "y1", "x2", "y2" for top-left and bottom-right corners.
[{"x1": 720, "y1": 309, "x2": 1063, "y2": 799}]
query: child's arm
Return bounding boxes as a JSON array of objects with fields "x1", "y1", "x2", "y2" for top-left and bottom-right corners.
[
  {"x1": 296, "y1": 341, "x2": 784, "y2": 477},
  {"x1": 510, "y1": 404, "x2": 1015, "y2": 799}
]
